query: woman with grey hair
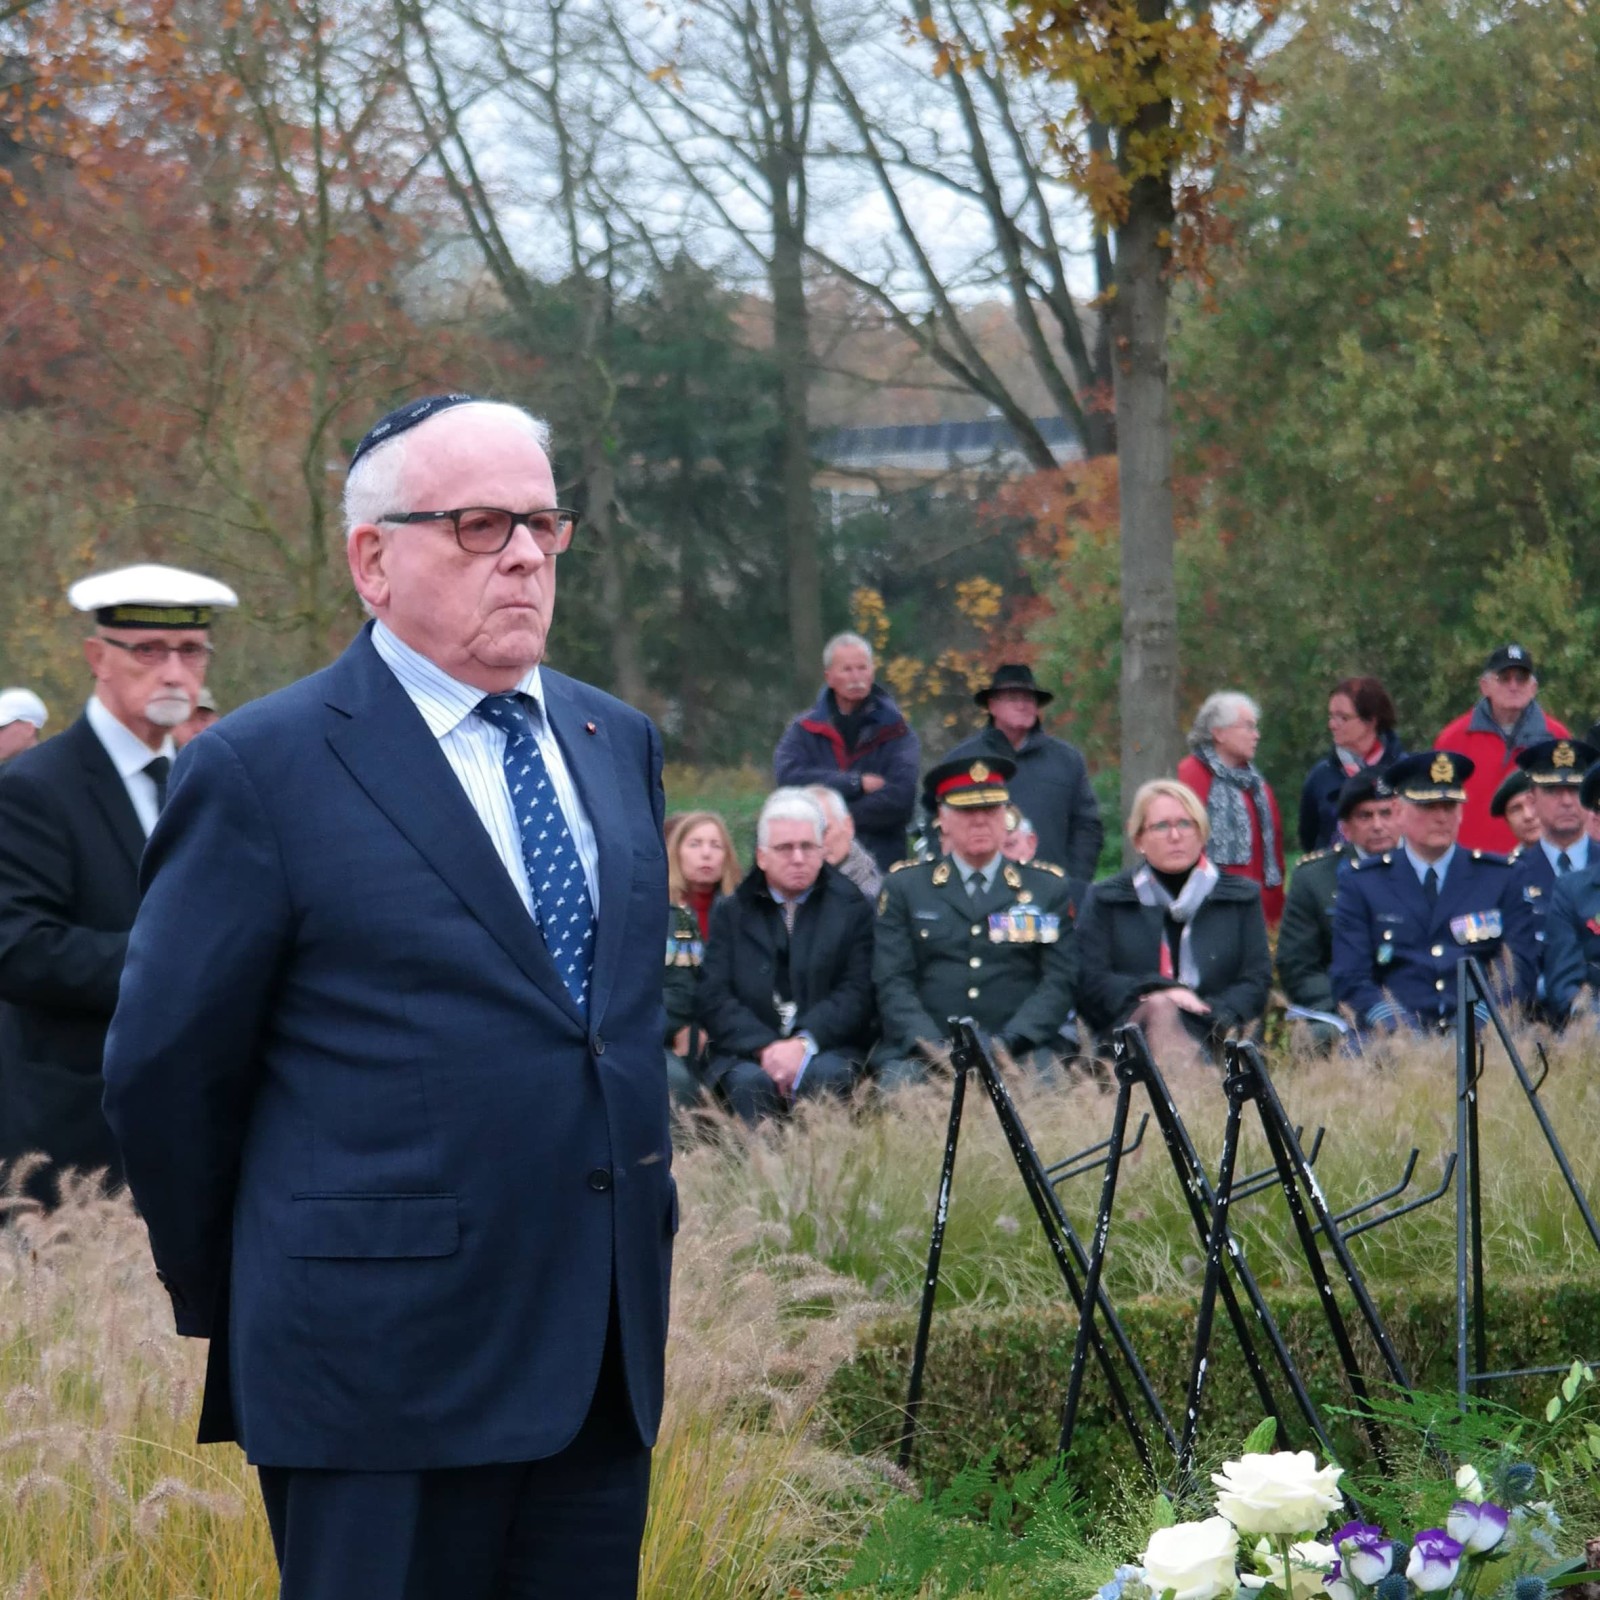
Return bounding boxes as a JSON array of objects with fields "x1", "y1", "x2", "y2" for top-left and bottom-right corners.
[{"x1": 1177, "y1": 691, "x2": 1286, "y2": 927}]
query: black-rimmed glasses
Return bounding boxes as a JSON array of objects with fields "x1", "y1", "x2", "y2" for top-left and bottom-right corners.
[
  {"x1": 99, "y1": 638, "x2": 215, "y2": 667},
  {"x1": 380, "y1": 507, "x2": 580, "y2": 555}
]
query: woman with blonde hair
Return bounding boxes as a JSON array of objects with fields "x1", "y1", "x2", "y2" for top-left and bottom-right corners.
[
  {"x1": 1075, "y1": 779, "x2": 1271, "y2": 1062},
  {"x1": 664, "y1": 810, "x2": 741, "y2": 1104}
]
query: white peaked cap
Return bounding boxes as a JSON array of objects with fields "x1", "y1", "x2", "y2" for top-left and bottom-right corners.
[
  {"x1": 67, "y1": 563, "x2": 239, "y2": 623},
  {"x1": 0, "y1": 688, "x2": 48, "y2": 729}
]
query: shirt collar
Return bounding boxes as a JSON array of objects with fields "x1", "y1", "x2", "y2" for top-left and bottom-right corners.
[
  {"x1": 955, "y1": 851, "x2": 1003, "y2": 890},
  {"x1": 1403, "y1": 839, "x2": 1456, "y2": 884},
  {"x1": 85, "y1": 694, "x2": 174, "y2": 779},
  {"x1": 1540, "y1": 835, "x2": 1589, "y2": 872},
  {"x1": 371, "y1": 620, "x2": 543, "y2": 739}
]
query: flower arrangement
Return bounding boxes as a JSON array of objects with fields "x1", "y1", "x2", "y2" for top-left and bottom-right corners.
[{"x1": 1097, "y1": 1402, "x2": 1594, "y2": 1600}]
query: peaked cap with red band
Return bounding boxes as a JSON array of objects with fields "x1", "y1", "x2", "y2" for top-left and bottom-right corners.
[{"x1": 925, "y1": 754, "x2": 1016, "y2": 809}]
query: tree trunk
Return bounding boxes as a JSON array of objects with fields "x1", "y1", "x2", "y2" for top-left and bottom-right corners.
[
  {"x1": 585, "y1": 439, "x2": 645, "y2": 708},
  {"x1": 1113, "y1": 171, "x2": 1181, "y2": 847},
  {"x1": 770, "y1": 202, "x2": 820, "y2": 701}
]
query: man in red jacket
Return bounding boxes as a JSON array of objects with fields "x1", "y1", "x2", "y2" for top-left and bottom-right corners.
[{"x1": 1435, "y1": 644, "x2": 1570, "y2": 852}]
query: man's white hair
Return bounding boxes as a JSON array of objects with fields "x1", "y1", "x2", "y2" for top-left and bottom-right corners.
[
  {"x1": 757, "y1": 787, "x2": 826, "y2": 848},
  {"x1": 822, "y1": 631, "x2": 874, "y2": 670},
  {"x1": 342, "y1": 400, "x2": 553, "y2": 543},
  {"x1": 1188, "y1": 690, "x2": 1261, "y2": 751},
  {"x1": 804, "y1": 784, "x2": 849, "y2": 824}
]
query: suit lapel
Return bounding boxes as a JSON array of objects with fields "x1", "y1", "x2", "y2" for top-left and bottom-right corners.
[
  {"x1": 541, "y1": 675, "x2": 631, "y2": 1029},
  {"x1": 71, "y1": 716, "x2": 146, "y2": 876},
  {"x1": 322, "y1": 632, "x2": 584, "y2": 1026}
]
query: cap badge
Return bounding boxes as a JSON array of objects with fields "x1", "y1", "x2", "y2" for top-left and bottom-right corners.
[
  {"x1": 970, "y1": 762, "x2": 990, "y2": 782},
  {"x1": 1430, "y1": 752, "x2": 1453, "y2": 784},
  {"x1": 1555, "y1": 742, "x2": 1576, "y2": 768}
]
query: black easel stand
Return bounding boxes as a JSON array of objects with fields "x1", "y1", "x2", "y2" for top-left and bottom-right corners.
[
  {"x1": 896, "y1": 1019, "x2": 1178, "y2": 1475},
  {"x1": 1059, "y1": 1026, "x2": 1446, "y2": 1485},
  {"x1": 1455, "y1": 959, "x2": 1600, "y2": 1402}
]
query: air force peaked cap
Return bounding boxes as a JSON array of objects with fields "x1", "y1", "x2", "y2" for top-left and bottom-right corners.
[
  {"x1": 1516, "y1": 737, "x2": 1599, "y2": 787},
  {"x1": 1389, "y1": 749, "x2": 1474, "y2": 803},
  {"x1": 68, "y1": 564, "x2": 239, "y2": 629}
]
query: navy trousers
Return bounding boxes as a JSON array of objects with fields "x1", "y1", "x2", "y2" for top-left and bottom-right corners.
[
  {"x1": 257, "y1": 1309, "x2": 650, "y2": 1600},
  {"x1": 715, "y1": 1048, "x2": 857, "y2": 1123}
]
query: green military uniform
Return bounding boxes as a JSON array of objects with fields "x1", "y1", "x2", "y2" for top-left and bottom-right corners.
[
  {"x1": 872, "y1": 853, "x2": 1077, "y2": 1080},
  {"x1": 1276, "y1": 842, "x2": 1357, "y2": 1014},
  {"x1": 662, "y1": 901, "x2": 708, "y2": 1106}
]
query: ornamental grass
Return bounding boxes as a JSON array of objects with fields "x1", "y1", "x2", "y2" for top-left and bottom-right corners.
[{"x1": 0, "y1": 1023, "x2": 1594, "y2": 1594}]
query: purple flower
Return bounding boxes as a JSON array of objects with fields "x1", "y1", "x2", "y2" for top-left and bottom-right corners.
[
  {"x1": 1446, "y1": 1500, "x2": 1509, "y2": 1554},
  {"x1": 1324, "y1": 1556, "x2": 1357, "y2": 1600},
  {"x1": 1406, "y1": 1530, "x2": 1464, "y2": 1593},
  {"x1": 1333, "y1": 1522, "x2": 1396, "y2": 1586}
]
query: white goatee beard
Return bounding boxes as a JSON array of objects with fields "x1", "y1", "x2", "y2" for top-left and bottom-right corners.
[{"x1": 145, "y1": 694, "x2": 193, "y2": 729}]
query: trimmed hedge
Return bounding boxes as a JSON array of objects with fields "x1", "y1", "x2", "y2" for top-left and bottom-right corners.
[{"x1": 825, "y1": 1277, "x2": 1600, "y2": 1490}]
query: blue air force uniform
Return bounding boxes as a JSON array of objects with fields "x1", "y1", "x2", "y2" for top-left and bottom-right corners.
[
  {"x1": 1330, "y1": 751, "x2": 1537, "y2": 1032},
  {"x1": 1539, "y1": 753, "x2": 1600, "y2": 1020},
  {"x1": 1507, "y1": 737, "x2": 1600, "y2": 1007}
]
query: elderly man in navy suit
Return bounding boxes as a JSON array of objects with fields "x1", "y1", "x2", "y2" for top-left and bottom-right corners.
[{"x1": 103, "y1": 396, "x2": 673, "y2": 1600}]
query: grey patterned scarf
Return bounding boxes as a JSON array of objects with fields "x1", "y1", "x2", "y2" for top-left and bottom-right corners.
[{"x1": 1195, "y1": 742, "x2": 1282, "y2": 888}]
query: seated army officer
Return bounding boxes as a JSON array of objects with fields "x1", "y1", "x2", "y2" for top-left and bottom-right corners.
[
  {"x1": 1276, "y1": 767, "x2": 1401, "y2": 1046},
  {"x1": 1330, "y1": 750, "x2": 1536, "y2": 1034},
  {"x1": 873, "y1": 756, "x2": 1075, "y2": 1086},
  {"x1": 697, "y1": 788, "x2": 876, "y2": 1122},
  {"x1": 1540, "y1": 758, "x2": 1600, "y2": 1022}
]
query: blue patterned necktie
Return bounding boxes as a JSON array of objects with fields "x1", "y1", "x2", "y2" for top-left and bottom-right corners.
[{"x1": 475, "y1": 693, "x2": 596, "y2": 1011}]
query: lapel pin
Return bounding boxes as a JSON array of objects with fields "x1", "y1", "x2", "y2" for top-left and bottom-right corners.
[{"x1": 585, "y1": 721, "x2": 597, "y2": 735}]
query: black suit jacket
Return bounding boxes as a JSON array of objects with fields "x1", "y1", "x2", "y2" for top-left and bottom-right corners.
[
  {"x1": 697, "y1": 862, "x2": 876, "y2": 1075},
  {"x1": 0, "y1": 713, "x2": 146, "y2": 1185}
]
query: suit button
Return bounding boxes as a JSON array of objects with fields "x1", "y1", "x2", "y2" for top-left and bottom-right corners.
[
  {"x1": 587, "y1": 1168, "x2": 613, "y2": 1192},
  {"x1": 1431, "y1": 945, "x2": 1443, "y2": 957},
  {"x1": 1435, "y1": 979, "x2": 1446, "y2": 991},
  {"x1": 969, "y1": 957, "x2": 982, "y2": 968},
  {"x1": 967, "y1": 986, "x2": 980, "y2": 999},
  {"x1": 970, "y1": 924, "x2": 982, "y2": 936},
  {"x1": 591, "y1": 1035, "x2": 605, "y2": 1055}
]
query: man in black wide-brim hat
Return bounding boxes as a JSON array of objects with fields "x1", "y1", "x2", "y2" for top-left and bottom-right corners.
[{"x1": 940, "y1": 663, "x2": 1103, "y2": 880}]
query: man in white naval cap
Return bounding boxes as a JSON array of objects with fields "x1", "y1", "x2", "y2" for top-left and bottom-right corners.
[
  {"x1": 0, "y1": 562, "x2": 236, "y2": 1203},
  {"x1": 0, "y1": 688, "x2": 48, "y2": 762}
]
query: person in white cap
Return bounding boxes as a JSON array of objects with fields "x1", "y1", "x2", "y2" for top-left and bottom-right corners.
[
  {"x1": 0, "y1": 688, "x2": 47, "y2": 762},
  {"x1": 0, "y1": 562, "x2": 236, "y2": 1203}
]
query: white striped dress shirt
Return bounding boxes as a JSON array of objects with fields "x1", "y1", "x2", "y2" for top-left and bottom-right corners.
[{"x1": 370, "y1": 622, "x2": 600, "y2": 917}]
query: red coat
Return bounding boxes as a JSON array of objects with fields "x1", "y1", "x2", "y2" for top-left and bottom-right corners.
[
  {"x1": 1434, "y1": 704, "x2": 1571, "y2": 853},
  {"x1": 1177, "y1": 755, "x2": 1286, "y2": 928}
]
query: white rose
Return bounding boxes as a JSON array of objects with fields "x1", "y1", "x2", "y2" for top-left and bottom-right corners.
[
  {"x1": 1142, "y1": 1517, "x2": 1241, "y2": 1600},
  {"x1": 1213, "y1": 1451, "x2": 1345, "y2": 1535}
]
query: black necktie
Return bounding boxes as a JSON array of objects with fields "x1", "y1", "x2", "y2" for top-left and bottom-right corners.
[
  {"x1": 966, "y1": 873, "x2": 983, "y2": 900},
  {"x1": 1558, "y1": 851, "x2": 1573, "y2": 875},
  {"x1": 1423, "y1": 866, "x2": 1439, "y2": 906},
  {"x1": 144, "y1": 755, "x2": 171, "y2": 814}
]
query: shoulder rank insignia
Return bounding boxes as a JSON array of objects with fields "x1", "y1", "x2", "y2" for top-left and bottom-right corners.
[
  {"x1": 1032, "y1": 860, "x2": 1066, "y2": 878},
  {"x1": 888, "y1": 858, "x2": 918, "y2": 873},
  {"x1": 1300, "y1": 848, "x2": 1330, "y2": 864},
  {"x1": 932, "y1": 861, "x2": 951, "y2": 886},
  {"x1": 1003, "y1": 863, "x2": 1023, "y2": 890}
]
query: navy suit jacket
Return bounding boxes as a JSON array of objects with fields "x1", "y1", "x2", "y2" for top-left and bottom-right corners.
[{"x1": 103, "y1": 627, "x2": 674, "y2": 1470}]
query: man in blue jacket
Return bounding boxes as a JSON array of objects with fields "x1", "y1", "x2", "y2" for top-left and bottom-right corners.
[
  {"x1": 103, "y1": 396, "x2": 673, "y2": 1600},
  {"x1": 1541, "y1": 758, "x2": 1600, "y2": 1021},
  {"x1": 773, "y1": 631, "x2": 919, "y2": 871},
  {"x1": 1330, "y1": 750, "x2": 1535, "y2": 1034}
]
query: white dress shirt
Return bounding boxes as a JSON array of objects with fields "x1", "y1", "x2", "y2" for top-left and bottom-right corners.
[
  {"x1": 85, "y1": 695, "x2": 175, "y2": 838},
  {"x1": 370, "y1": 623, "x2": 600, "y2": 917}
]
